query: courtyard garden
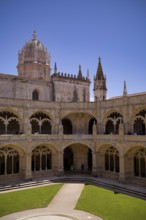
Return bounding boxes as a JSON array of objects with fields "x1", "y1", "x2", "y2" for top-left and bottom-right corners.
[
  {"x1": 0, "y1": 184, "x2": 62, "y2": 217},
  {"x1": 0, "y1": 183, "x2": 146, "y2": 220},
  {"x1": 76, "y1": 184, "x2": 146, "y2": 220}
]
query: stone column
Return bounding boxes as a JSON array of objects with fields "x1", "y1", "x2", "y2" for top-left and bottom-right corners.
[
  {"x1": 119, "y1": 123, "x2": 124, "y2": 136},
  {"x1": 92, "y1": 151, "x2": 97, "y2": 177},
  {"x1": 92, "y1": 122, "x2": 97, "y2": 135},
  {"x1": 23, "y1": 109, "x2": 31, "y2": 134},
  {"x1": 119, "y1": 155, "x2": 126, "y2": 183},
  {"x1": 59, "y1": 122, "x2": 63, "y2": 135},
  {"x1": 25, "y1": 153, "x2": 32, "y2": 180},
  {"x1": 57, "y1": 151, "x2": 64, "y2": 176}
]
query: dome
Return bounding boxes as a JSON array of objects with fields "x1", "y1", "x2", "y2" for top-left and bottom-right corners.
[
  {"x1": 18, "y1": 31, "x2": 50, "y2": 65},
  {"x1": 17, "y1": 32, "x2": 51, "y2": 81}
]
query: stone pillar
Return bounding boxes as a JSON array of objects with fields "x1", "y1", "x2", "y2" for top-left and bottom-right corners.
[
  {"x1": 23, "y1": 110, "x2": 31, "y2": 134},
  {"x1": 119, "y1": 123, "x2": 124, "y2": 135},
  {"x1": 124, "y1": 122, "x2": 129, "y2": 135},
  {"x1": 59, "y1": 122, "x2": 63, "y2": 135},
  {"x1": 97, "y1": 122, "x2": 101, "y2": 134},
  {"x1": 92, "y1": 151, "x2": 97, "y2": 177},
  {"x1": 119, "y1": 155, "x2": 126, "y2": 183},
  {"x1": 57, "y1": 151, "x2": 64, "y2": 176},
  {"x1": 25, "y1": 153, "x2": 32, "y2": 180},
  {"x1": 92, "y1": 122, "x2": 97, "y2": 135},
  {"x1": 96, "y1": 152, "x2": 104, "y2": 177}
]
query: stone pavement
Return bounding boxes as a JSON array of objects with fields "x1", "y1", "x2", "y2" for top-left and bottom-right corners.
[{"x1": 0, "y1": 183, "x2": 103, "y2": 220}]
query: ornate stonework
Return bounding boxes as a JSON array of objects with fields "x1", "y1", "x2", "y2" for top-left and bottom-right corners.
[{"x1": 0, "y1": 32, "x2": 146, "y2": 187}]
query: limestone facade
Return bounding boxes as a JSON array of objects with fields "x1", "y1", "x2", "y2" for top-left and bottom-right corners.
[{"x1": 0, "y1": 32, "x2": 146, "y2": 186}]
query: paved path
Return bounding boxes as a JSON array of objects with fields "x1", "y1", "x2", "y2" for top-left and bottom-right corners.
[
  {"x1": 47, "y1": 183, "x2": 84, "y2": 210},
  {"x1": 0, "y1": 183, "x2": 103, "y2": 220}
]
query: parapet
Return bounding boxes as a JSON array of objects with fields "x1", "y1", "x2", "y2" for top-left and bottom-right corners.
[{"x1": 51, "y1": 72, "x2": 90, "y2": 82}]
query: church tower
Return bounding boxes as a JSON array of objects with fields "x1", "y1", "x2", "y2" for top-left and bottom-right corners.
[{"x1": 94, "y1": 57, "x2": 107, "y2": 101}]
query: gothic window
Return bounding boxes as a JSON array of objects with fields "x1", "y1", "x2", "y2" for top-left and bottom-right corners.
[
  {"x1": 31, "y1": 146, "x2": 52, "y2": 171},
  {"x1": 0, "y1": 112, "x2": 20, "y2": 134},
  {"x1": 105, "y1": 112, "x2": 123, "y2": 134},
  {"x1": 62, "y1": 118, "x2": 72, "y2": 134},
  {"x1": 0, "y1": 147, "x2": 19, "y2": 175},
  {"x1": 133, "y1": 110, "x2": 146, "y2": 135},
  {"x1": 134, "y1": 148, "x2": 146, "y2": 178},
  {"x1": 73, "y1": 87, "x2": 78, "y2": 102},
  {"x1": 30, "y1": 112, "x2": 51, "y2": 134},
  {"x1": 105, "y1": 147, "x2": 119, "y2": 173},
  {"x1": 88, "y1": 118, "x2": 97, "y2": 134},
  {"x1": 32, "y1": 90, "x2": 39, "y2": 100}
]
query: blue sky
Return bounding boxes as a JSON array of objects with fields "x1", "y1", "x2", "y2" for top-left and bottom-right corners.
[{"x1": 0, "y1": 0, "x2": 146, "y2": 99}]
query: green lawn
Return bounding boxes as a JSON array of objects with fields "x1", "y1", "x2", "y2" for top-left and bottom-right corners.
[
  {"x1": 76, "y1": 185, "x2": 146, "y2": 220},
  {"x1": 0, "y1": 184, "x2": 62, "y2": 217}
]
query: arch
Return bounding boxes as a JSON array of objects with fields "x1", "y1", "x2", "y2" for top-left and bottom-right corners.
[
  {"x1": 123, "y1": 146, "x2": 146, "y2": 185},
  {"x1": 88, "y1": 117, "x2": 97, "y2": 134},
  {"x1": 0, "y1": 147, "x2": 19, "y2": 175},
  {"x1": 63, "y1": 143, "x2": 93, "y2": 173},
  {"x1": 134, "y1": 148, "x2": 146, "y2": 178},
  {"x1": 133, "y1": 109, "x2": 146, "y2": 135},
  {"x1": 0, "y1": 108, "x2": 22, "y2": 120},
  {"x1": 61, "y1": 111, "x2": 97, "y2": 121},
  {"x1": 32, "y1": 90, "x2": 39, "y2": 100},
  {"x1": 61, "y1": 112, "x2": 97, "y2": 135},
  {"x1": 105, "y1": 146, "x2": 119, "y2": 173},
  {"x1": 31, "y1": 143, "x2": 57, "y2": 154},
  {"x1": 0, "y1": 111, "x2": 20, "y2": 134},
  {"x1": 30, "y1": 110, "x2": 53, "y2": 122},
  {"x1": 62, "y1": 118, "x2": 72, "y2": 134},
  {"x1": 105, "y1": 112, "x2": 123, "y2": 134},
  {"x1": 30, "y1": 112, "x2": 52, "y2": 134},
  {"x1": 31, "y1": 145, "x2": 52, "y2": 171},
  {"x1": 63, "y1": 141, "x2": 93, "y2": 151}
]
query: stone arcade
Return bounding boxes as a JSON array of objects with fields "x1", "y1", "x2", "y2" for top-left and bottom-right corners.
[{"x1": 0, "y1": 32, "x2": 146, "y2": 186}]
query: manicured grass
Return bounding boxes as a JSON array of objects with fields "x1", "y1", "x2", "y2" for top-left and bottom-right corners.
[
  {"x1": 0, "y1": 184, "x2": 62, "y2": 217},
  {"x1": 76, "y1": 185, "x2": 146, "y2": 220}
]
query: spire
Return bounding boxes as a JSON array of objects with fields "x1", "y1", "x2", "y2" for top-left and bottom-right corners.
[
  {"x1": 96, "y1": 57, "x2": 104, "y2": 80},
  {"x1": 86, "y1": 69, "x2": 90, "y2": 80},
  {"x1": 54, "y1": 62, "x2": 57, "y2": 74},
  {"x1": 123, "y1": 80, "x2": 127, "y2": 96},
  {"x1": 78, "y1": 65, "x2": 82, "y2": 79},
  {"x1": 33, "y1": 31, "x2": 37, "y2": 40}
]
